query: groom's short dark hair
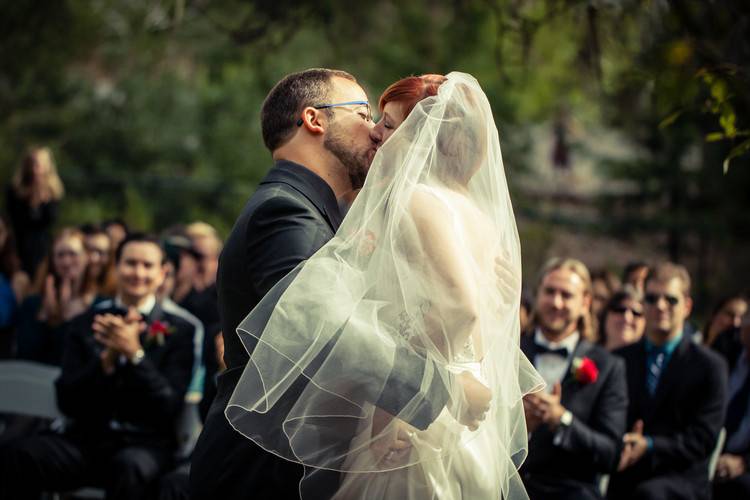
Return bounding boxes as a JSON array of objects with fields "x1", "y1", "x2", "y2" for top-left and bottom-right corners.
[{"x1": 261, "y1": 68, "x2": 356, "y2": 151}]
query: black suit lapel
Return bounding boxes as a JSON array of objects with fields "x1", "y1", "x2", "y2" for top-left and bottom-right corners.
[
  {"x1": 140, "y1": 300, "x2": 166, "y2": 350},
  {"x1": 520, "y1": 335, "x2": 537, "y2": 362}
]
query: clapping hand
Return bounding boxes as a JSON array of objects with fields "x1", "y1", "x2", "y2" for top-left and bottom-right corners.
[
  {"x1": 524, "y1": 382, "x2": 565, "y2": 431},
  {"x1": 716, "y1": 454, "x2": 746, "y2": 481},
  {"x1": 93, "y1": 308, "x2": 145, "y2": 373},
  {"x1": 618, "y1": 420, "x2": 648, "y2": 471}
]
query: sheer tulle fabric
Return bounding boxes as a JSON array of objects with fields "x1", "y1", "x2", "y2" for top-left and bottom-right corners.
[{"x1": 226, "y1": 72, "x2": 544, "y2": 499}]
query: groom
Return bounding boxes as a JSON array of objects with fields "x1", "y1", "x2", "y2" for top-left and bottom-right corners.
[{"x1": 190, "y1": 68, "x2": 490, "y2": 500}]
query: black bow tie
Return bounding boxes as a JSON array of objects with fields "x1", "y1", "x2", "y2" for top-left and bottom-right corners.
[{"x1": 535, "y1": 343, "x2": 569, "y2": 358}]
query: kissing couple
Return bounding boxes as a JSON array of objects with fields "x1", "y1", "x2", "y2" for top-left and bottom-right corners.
[{"x1": 190, "y1": 69, "x2": 544, "y2": 500}]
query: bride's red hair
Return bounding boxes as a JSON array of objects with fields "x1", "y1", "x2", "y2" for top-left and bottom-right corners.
[{"x1": 378, "y1": 74, "x2": 447, "y2": 116}]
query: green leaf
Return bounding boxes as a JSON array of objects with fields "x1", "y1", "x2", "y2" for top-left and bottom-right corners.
[
  {"x1": 658, "y1": 110, "x2": 682, "y2": 129},
  {"x1": 705, "y1": 132, "x2": 725, "y2": 142},
  {"x1": 710, "y1": 79, "x2": 729, "y2": 102},
  {"x1": 723, "y1": 138, "x2": 750, "y2": 174}
]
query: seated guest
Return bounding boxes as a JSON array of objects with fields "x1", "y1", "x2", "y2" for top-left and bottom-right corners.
[
  {"x1": 521, "y1": 258, "x2": 628, "y2": 500},
  {"x1": 703, "y1": 294, "x2": 748, "y2": 346},
  {"x1": 0, "y1": 216, "x2": 29, "y2": 357},
  {"x1": 0, "y1": 234, "x2": 196, "y2": 500},
  {"x1": 598, "y1": 286, "x2": 645, "y2": 352},
  {"x1": 608, "y1": 262, "x2": 727, "y2": 500},
  {"x1": 81, "y1": 223, "x2": 117, "y2": 297},
  {"x1": 713, "y1": 306, "x2": 750, "y2": 500},
  {"x1": 16, "y1": 227, "x2": 96, "y2": 364}
]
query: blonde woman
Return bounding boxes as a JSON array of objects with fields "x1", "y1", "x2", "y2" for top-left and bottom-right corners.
[{"x1": 6, "y1": 147, "x2": 65, "y2": 277}]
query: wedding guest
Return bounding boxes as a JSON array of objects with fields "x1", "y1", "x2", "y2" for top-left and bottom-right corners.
[
  {"x1": 161, "y1": 232, "x2": 201, "y2": 304},
  {"x1": 608, "y1": 262, "x2": 727, "y2": 500},
  {"x1": 6, "y1": 146, "x2": 64, "y2": 277},
  {"x1": 713, "y1": 308, "x2": 750, "y2": 500},
  {"x1": 16, "y1": 228, "x2": 96, "y2": 364},
  {"x1": 184, "y1": 222, "x2": 221, "y2": 291},
  {"x1": 0, "y1": 216, "x2": 30, "y2": 357},
  {"x1": 0, "y1": 233, "x2": 196, "y2": 500},
  {"x1": 598, "y1": 286, "x2": 645, "y2": 352},
  {"x1": 622, "y1": 261, "x2": 649, "y2": 295},
  {"x1": 521, "y1": 257, "x2": 627, "y2": 500},
  {"x1": 81, "y1": 224, "x2": 117, "y2": 297},
  {"x1": 102, "y1": 218, "x2": 129, "y2": 251},
  {"x1": 703, "y1": 294, "x2": 748, "y2": 346}
]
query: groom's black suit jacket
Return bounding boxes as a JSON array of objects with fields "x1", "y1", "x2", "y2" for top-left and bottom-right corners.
[
  {"x1": 190, "y1": 161, "x2": 450, "y2": 500},
  {"x1": 608, "y1": 336, "x2": 727, "y2": 500},
  {"x1": 520, "y1": 335, "x2": 627, "y2": 499}
]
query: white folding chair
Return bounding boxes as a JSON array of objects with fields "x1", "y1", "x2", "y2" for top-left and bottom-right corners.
[{"x1": 0, "y1": 360, "x2": 63, "y2": 419}]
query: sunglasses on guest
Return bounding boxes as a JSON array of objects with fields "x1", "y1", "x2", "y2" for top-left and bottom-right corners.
[
  {"x1": 644, "y1": 293, "x2": 680, "y2": 306},
  {"x1": 610, "y1": 305, "x2": 644, "y2": 317}
]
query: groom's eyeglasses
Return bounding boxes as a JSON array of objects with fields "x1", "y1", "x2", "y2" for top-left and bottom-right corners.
[{"x1": 296, "y1": 101, "x2": 372, "y2": 126}]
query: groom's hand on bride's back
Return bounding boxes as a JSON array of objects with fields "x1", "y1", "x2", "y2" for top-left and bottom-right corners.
[{"x1": 456, "y1": 371, "x2": 491, "y2": 431}]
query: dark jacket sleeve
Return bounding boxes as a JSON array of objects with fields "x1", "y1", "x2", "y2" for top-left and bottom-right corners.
[
  {"x1": 650, "y1": 353, "x2": 728, "y2": 472},
  {"x1": 115, "y1": 319, "x2": 196, "y2": 426},
  {"x1": 556, "y1": 356, "x2": 628, "y2": 472},
  {"x1": 55, "y1": 313, "x2": 117, "y2": 420}
]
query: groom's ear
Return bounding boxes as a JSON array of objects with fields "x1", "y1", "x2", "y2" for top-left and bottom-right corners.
[{"x1": 299, "y1": 107, "x2": 327, "y2": 135}]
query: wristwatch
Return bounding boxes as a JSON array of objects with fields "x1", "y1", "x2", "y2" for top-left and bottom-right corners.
[
  {"x1": 129, "y1": 348, "x2": 145, "y2": 365},
  {"x1": 560, "y1": 410, "x2": 573, "y2": 427}
]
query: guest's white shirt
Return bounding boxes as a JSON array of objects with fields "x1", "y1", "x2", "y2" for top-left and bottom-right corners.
[
  {"x1": 533, "y1": 329, "x2": 579, "y2": 394},
  {"x1": 114, "y1": 294, "x2": 156, "y2": 317}
]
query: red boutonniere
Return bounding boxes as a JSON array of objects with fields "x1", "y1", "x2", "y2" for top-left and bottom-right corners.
[
  {"x1": 571, "y1": 356, "x2": 599, "y2": 384},
  {"x1": 146, "y1": 320, "x2": 174, "y2": 347}
]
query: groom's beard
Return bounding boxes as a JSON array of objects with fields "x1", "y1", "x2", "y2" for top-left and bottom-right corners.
[{"x1": 324, "y1": 130, "x2": 370, "y2": 190}]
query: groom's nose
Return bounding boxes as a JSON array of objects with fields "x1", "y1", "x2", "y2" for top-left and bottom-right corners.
[{"x1": 369, "y1": 126, "x2": 382, "y2": 146}]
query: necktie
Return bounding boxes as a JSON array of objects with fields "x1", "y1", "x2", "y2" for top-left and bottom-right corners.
[
  {"x1": 726, "y1": 371, "x2": 750, "y2": 439},
  {"x1": 646, "y1": 349, "x2": 665, "y2": 396},
  {"x1": 535, "y1": 343, "x2": 568, "y2": 358}
]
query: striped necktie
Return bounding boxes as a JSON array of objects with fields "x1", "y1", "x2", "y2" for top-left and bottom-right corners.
[{"x1": 646, "y1": 349, "x2": 666, "y2": 396}]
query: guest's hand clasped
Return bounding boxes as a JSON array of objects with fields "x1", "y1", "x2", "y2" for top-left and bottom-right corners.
[{"x1": 92, "y1": 308, "x2": 145, "y2": 373}]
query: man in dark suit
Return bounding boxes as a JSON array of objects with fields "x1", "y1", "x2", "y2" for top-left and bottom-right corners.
[
  {"x1": 712, "y1": 306, "x2": 750, "y2": 499},
  {"x1": 189, "y1": 68, "x2": 491, "y2": 500},
  {"x1": 0, "y1": 234, "x2": 196, "y2": 499},
  {"x1": 521, "y1": 257, "x2": 627, "y2": 500},
  {"x1": 608, "y1": 262, "x2": 727, "y2": 500}
]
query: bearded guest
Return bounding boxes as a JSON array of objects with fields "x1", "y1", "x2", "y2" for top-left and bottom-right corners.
[
  {"x1": 0, "y1": 234, "x2": 196, "y2": 500},
  {"x1": 521, "y1": 257, "x2": 627, "y2": 500},
  {"x1": 608, "y1": 263, "x2": 727, "y2": 500}
]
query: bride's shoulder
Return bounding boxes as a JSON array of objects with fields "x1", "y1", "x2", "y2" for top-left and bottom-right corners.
[{"x1": 409, "y1": 184, "x2": 451, "y2": 215}]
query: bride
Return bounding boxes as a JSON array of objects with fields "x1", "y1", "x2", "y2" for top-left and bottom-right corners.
[{"x1": 226, "y1": 72, "x2": 543, "y2": 499}]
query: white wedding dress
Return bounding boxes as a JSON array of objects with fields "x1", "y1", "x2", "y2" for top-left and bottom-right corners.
[{"x1": 333, "y1": 185, "x2": 518, "y2": 499}]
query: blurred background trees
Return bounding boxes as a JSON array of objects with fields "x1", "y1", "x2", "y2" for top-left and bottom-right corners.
[{"x1": 1, "y1": 0, "x2": 748, "y2": 314}]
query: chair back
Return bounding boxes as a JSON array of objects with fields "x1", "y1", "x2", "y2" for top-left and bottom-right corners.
[{"x1": 0, "y1": 360, "x2": 63, "y2": 419}]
